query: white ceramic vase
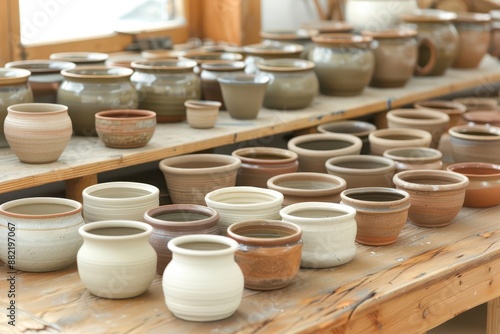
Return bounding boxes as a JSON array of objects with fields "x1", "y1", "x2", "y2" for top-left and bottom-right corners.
[
  {"x1": 279, "y1": 202, "x2": 357, "y2": 269},
  {"x1": 77, "y1": 220, "x2": 157, "y2": 299},
  {"x1": 163, "y1": 234, "x2": 244, "y2": 321}
]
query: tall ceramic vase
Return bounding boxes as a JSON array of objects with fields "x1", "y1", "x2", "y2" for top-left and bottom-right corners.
[{"x1": 163, "y1": 234, "x2": 244, "y2": 322}]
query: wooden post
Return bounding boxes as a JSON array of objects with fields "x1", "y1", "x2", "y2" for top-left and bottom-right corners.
[
  {"x1": 65, "y1": 174, "x2": 98, "y2": 203},
  {"x1": 487, "y1": 298, "x2": 500, "y2": 334}
]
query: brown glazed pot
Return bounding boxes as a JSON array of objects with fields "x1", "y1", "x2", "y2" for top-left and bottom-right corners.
[
  {"x1": 144, "y1": 204, "x2": 220, "y2": 275},
  {"x1": 226, "y1": 219, "x2": 302, "y2": 290}
]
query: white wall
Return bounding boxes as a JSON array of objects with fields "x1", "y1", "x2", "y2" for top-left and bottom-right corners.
[{"x1": 261, "y1": 0, "x2": 327, "y2": 31}]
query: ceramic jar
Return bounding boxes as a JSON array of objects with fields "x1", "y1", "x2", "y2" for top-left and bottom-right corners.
[
  {"x1": 143, "y1": 204, "x2": 220, "y2": 274},
  {"x1": 448, "y1": 125, "x2": 500, "y2": 164},
  {"x1": 0, "y1": 68, "x2": 34, "y2": 148},
  {"x1": 287, "y1": 133, "x2": 363, "y2": 173},
  {"x1": 414, "y1": 100, "x2": 467, "y2": 129},
  {"x1": 58, "y1": 66, "x2": 138, "y2": 136},
  {"x1": 5, "y1": 103, "x2": 72, "y2": 164},
  {"x1": 452, "y1": 13, "x2": 491, "y2": 69},
  {"x1": 159, "y1": 154, "x2": 241, "y2": 205},
  {"x1": 260, "y1": 29, "x2": 319, "y2": 59},
  {"x1": 242, "y1": 41, "x2": 304, "y2": 74},
  {"x1": 345, "y1": 0, "x2": 419, "y2": 30},
  {"x1": 317, "y1": 120, "x2": 377, "y2": 155},
  {"x1": 185, "y1": 100, "x2": 221, "y2": 129},
  {"x1": 205, "y1": 186, "x2": 284, "y2": 234},
  {"x1": 200, "y1": 61, "x2": 246, "y2": 110},
  {"x1": 231, "y1": 146, "x2": 299, "y2": 188},
  {"x1": 82, "y1": 181, "x2": 160, "y2": 223},
  {"x1": 131, "y1": 59, "x2": 201, "y2": 123},
  {"x1": 280, "y1": 202, "x2": 357, "y2": 269},
  {"x1": 256, "y1": 58, "x2": 319, "y2": 110},
  {"x1": 0, "y1": 197, "x2": 84, "y2": 272},
  {"x1": 383, "y1": 147, "x2": 443, "y2": 172},
  {"x1": 309, "y1": 33, "x2": 375, "y2": 96},
  {"x1": 368, "y1": 128, "x2": 432, "y2": 155},
  {"x1": 163, "y1": 234, "x2": 244, "y2": 321},
  {"x1": 227, "y1": 220, "x2": 303, "y2": 290},
  {"x1": 77, "y1": 220, "x2": 157, "y2": 299},
  {"x1": 401, "y1": 9, "x2": 459, "y2": 76}
]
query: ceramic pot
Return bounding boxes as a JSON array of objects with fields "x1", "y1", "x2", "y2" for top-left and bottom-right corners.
[
  {"x1": 231, "y1": 146, "x2": 299, "y2": 188},
  {"x1": 267, "y1": 172, "x2": 346, "y2": 206},
  {"x1": 58, "y1": 66, "x2": 138, "y2": 136},
  {"x1": 386, "y1": 108, "x2": 450, "y2": 148},
  {"x1": 217, "y1": 73, "x2": 270, "y2": 120},
  {"x1": 317, "y1": 120, "x2": 377, "y2": 154},
  {"x1": 279, "y1": 202, "x2": 357, "y2": 269},
  {"x1": 393, "y1": 169, "x2": 469, "y2": 227},
  {"x1": 141, "y1": 49, "x2": 186, "y2": 60},
  {"x1": 5, "y1": 59, "x2": 76, "y2": 103},
  {"x1": 181, "y1": 51, "x2": 244, "y2": 68},
  {"x1": 401, "y1": 9, "x2": 459, "y2": 76},
  {"x1": 287, "y1": 133, "x2": 363, "y2": 173},
  {"x1": 462, "y1": 110, "x2": 500, "y2": 127},
  {"x1": 446, "y1": 162, "x2": 500, "y2": 208},
  {"x1": 345, "y1": 0, "x2": 419, "y2": 30},
  {"x1": 452, "y1": 13, "x2": 491, "y2": 69},
  {"x1": 227, "y1": 220, "x2": 302, "y2": 290},
  {"x1": 260, "y1": 29, "x2": 319, "y2": 59},
  {"x1": 159, "y1": 153, "x2": 241, "y2": 205},
  {"x1": 309, "y1": 33, "x2": 375, "y2": 96},
  {"x1": 77, "y1": 220, "x2": 157, "y2": 299},
  {"x1": 50, "y1": 52, "x2": 108, "y2": 66},
  {"x1": 82, "y1": 181, "x2": 160, "y2": 223},
  {"x1": 131, "y1": 59, "x2": 201, "y2": 123},
  {"x1": 448, "y1": 125, "x2": 500, "y2": 164},
  {"x1": 414, "y1": 99, "x2": 467, "y2": 129},
  {"x1": 257, "y1": 58, "x2": 319, "y2": 110},
  {"x1": 0, "y1": 68, "x2": 34, "y2": 148},
  {"x1": 163, "y1": 234, "x2": 244, "y2": 321},
  {"x1": 452, "y1": 97, "x2": 498, "y2": 112},
  {"x1": 200, "y1": 61, "x2": 246, "y2": 110},
  {"x1": 325, "y1": 155, "x2": 396, "y2": 189},
  {"x1": 143, "y1": 204, "x2": 220, "y2": 274},
  {"x1": 95, "y1": 109, "x2": 156, "y2": 148},
  {"x1": 489, "y1": 10, "x2": 500, "y2": 58},
  {"x1": 383, "y1": 147, "x2": 443, "y2": 172},
  {"x1": 340, "y1": 187, "x2": 410, "y2": 245},
  {"x1": 368, "y1": 128, "x2": 432, "y2": 156},
  {"x1": 205, "y1": 186, "x2": 284, "y2": 235},
  {"x1": 185, "y1": 100, "x2": 221, "y2": 129},
  {"x1": 105, "y1": 53, "x2": 144, "y2": 69},
  {"x1": 5, "y1": 103, "x2": 72, "y2": 164},
  {"x1": 242, "y1": 41, "x2": 304, "y2": 74},
  {"x1": 0, "y1": 197, "x2": 84, "y2": 272}
]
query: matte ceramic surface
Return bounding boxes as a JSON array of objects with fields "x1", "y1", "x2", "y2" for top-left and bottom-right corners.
[
  {"x1": 185, "y1": 100, "x2": 221, "y2": 129},
  {"x1": 260, "y1": 29, "x2": 319, "y2": 59},
  {"x1": 77, "y1": 220, "x2": 157, "y2": 299},
  {"x1": 0, "y1": 197, "x2": 84, "y2": 272},
  {"x1": 242, "y1": 41, "x2": 304, "y2": 73},
  {"x1": 50, "y1": 52, "x2": 108, "y2": 65},
  {"x1": 462, "y1": 110, "x2": 500, "y2": 127},
  {"x1": 317, "y1": 120, "x2": 376, "y2": 154},
  {"x1": 448, "y1": 125, "x2": 500, "y2": 164},
  {"x1": 368, "y1": 128, "x2": 432, "y2": 156},
  {"x1": 383, "y1": 146, "x2": 443, "y2": 172},
  {"x1": 452, "y1": 97, "x2": 498, "y2": 111},
  {"x1": 452, "y1": 13, "x2": 491, "y2": 69},
  {"x1": 200, "y1": 61, "x2": 246, "y2": 110},
  {"x1": 414, "y1": 99, "x2": 467, "y2": 129}
]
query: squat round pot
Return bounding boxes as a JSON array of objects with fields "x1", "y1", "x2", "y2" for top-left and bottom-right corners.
[
  {"x1": 448, "y1": 125, "x2": 500, "y2": 164},
  {"x1": 414, "y1": 99, "x2": 467, "y2": 129},
  {"x1": 383, "y1": 146, "x2": 443, "y2": 172},
  {"x1": 368, "y1": 128, "x2": 432, "y2": 156},
  {"x1": 317, "y1": 120, "x2": 376, "y2": 155}
]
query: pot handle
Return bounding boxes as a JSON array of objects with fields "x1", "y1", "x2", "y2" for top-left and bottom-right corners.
[{"x1": 414, "y1": 37, "x2": 437, "y2": 76}]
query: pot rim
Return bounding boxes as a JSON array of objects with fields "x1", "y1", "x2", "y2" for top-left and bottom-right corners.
[
  {"x1": 144, "y1": 204, "x2": 220, "y2": 228},
  {"x1": 167, "y1": 234, "x2": 238, "y2": 257},
  {"x1": 340, "y1": 187, "x2": 410, "y2": 210},
  {"x1": 82, "y1": 181, "x2": 160, "y2": 203},
  {"x1": 7, "y1": 103, "x2": 68, "y2": 115},
  {"x1": 131, "y1": 59, "x2": 197, "y2": 71},
  {"x1": 449, "y1": 125, "x2": 500, "y2": 141},
  {"x1": 383, "y1": 146, "x2": 443, "y2": 162},
  {"x1": 393, "y1": 169, "x2": 470, "y2": 191},
  {"x1": 217, "y1": 73, "x2": 270, "y2": 85},
  {"x1": 325, "y1": 154, "x2": 396, "y2": 174},
  {"x1": 205, "y1": 186, "x2": 284, "y2": 208},
  {"x1": 95, "y1": 109, "x2": 157, "y2": 120},
  {"x1": 0, "y1": 68, "x2": 31, "y2": 85},
  {"x1": 369, "y1": 128, "x2": 433, "y2": 143},
  {"x1": 288, "y1": 133, "x2": 363, "y2": 156},
  {"x1": 0, "y1": 196, "x2": 82, "y2": 218},
  {"x1": 256, "y1": 58, "x2": 315, "y2": 72},
  {"x1": 232, "y1": 146, "x2": 298, "y2": 164},
  {"x1": 414, "y1": 100, "x2": 467, "y2": 113},
  {"x1": 49, "y1": 51, "x2": 108, "y2": 63},
  {"x1": 61, "y1": 65, "x2": 133, "y2": 79},
  {"x1": 200, "y1": 61, "x2": 246, "y2": 72},
  {"x1": 79, "y1": 219, "x2": 152, "y2": 240},
  {"x1": 361, "y1": 28, "x2": 418, "y2": 39},
  {"x1": 317, "y1": 120, "x2": 376, "y2": 137},
  {"x1": 311, "y1": 33, "x2": 373, "y2": 45},
  {"x1": 185, "y1": 100, "x2": 222, "y2": 109},
  {"x1": 227, "y1": 219, "x2": 302, "y2": 246},
  {"x1": 5, "y1": 59, "x2": 76, "y2": 73},
  {"x1": 159, "y1": 154, "x2": 241, "y2": 175},
  {"x1": 387, "y1": 108, "x2": 450, "y2": 125},
  {"x1": 260, "y1": 28, "x2": 319, "y2": 40},
  {"x1": 279, "y1": 201, "x2": 356, "y2": 222},
  {"x1": 180, "y1": 51, "x2": 244, "y2": 63},
  {"x1": 453, "y1": 12, "x2": 491, "y2": 23},
  {"x1": 446, "y1": 162, "x2": 500, "y2": 177},
  {"x1": 267, "y1": 172, "x2": 347, "y2": 195},
  {"x1": 243, "y1": 41, "x2": 304, "y2": 55}
]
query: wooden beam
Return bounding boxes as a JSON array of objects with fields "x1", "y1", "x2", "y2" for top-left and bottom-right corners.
[{"x1": 0, "y1": 0, "x2": 20, "y2": 64}]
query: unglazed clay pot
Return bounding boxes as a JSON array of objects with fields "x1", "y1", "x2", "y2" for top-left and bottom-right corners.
[
  {"x1": 200, "y1": 61, "x2": 246, "y2": 110},
  {"x1": 5, "y1": 103, "x2": 72, "y2": 164},
  {"x1": 159, "y1": 154, "x2": 241, "y2": 205},
  {"x1": 0, "y1": 197, "x2": 84, "y2": 272},
  {"x1": 446, "y1": 162, "x2": 500, "y2": 208},
  {"x1": 227, "y1": 220, "x2": 302, "y2": 290},
  {"x1": 368, "y1": 128, "x2": 432, "y2": 156},
  {"x1": 383, "y1": 147, "x2": 443, "y2": 172},
  {"x1": 280, "y1": 202, "x2": 357, "y2": 269},
  {"x1": 50, "y1": 52, "x2": 108, "y2": 66},
  {"x1": 185, "y1": 100, "x2": 221, "y2": 129},
  {"x1": 231, "y1": 146, "x2": 299, "y2": 188},
  {"x1": 414, "y1": 99, "x2": 467, "y2": 129},
  {"x1": 267, "y1": 172, "x2": 346, "y2": 206},
  {"x1": 143, "y1": 204, "x2": 220, "y2": 274},
  {"x1": 77, "y1": 220, "x2": 157, "y2": 299},
  {"x1": 386, "y1": 108, "x2": 450, "y2": 148},
  {"x1": 393, "y1": 169, "x2": 469, "y2": 227},
  {"x1": 340, "y1": 187, "x2": 411, "y2": 246},
  {"x1": 325, "y1": 155, "x2": 396, "y2": 189},
  {"x1": 452, "y1": 97, "x2": 498, "y2": 112},
  {"x1": 448, "y1": 125, "x2": 500, "y2": 164},
  {"x1": 287, "y1": 132, "x2": 363, "y2": 173},
  {"x1": 163, "y1": 234, "x2": 244, "y2": 321},
  {"x1": 452, "y1": 12, "x2": 491, "y2": 69},
  {"x1": 317, "y1": 120, "x2": 377, "y2": 155}
]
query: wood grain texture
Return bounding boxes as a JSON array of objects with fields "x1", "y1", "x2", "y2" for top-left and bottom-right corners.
[{"x1": 487, "y1": 297, "x2": 500, "y2": 334}]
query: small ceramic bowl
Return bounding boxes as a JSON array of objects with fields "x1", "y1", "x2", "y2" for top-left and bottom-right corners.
[
  {"x1": 414, "y1": 100, "x2": 467, "y2": 129},
  {"x1": 185, "y1": 100, "x2": 221, "y2": 129},
  {"x1": 393, "y1": 169, "x2": 469, "y2": 227},
  {"x1": 446, "y1": 162, "x2": 500, "y2": 208},
  {"x1": 227, "y1": 219, "x2": 302, "y2": 290},
  {"x1": 95, "y1": 109, "x2": 156, "y2": 148},
  {"x1": 368, "y1": 128, "x2": 432, "y2": 156},
  {"x1": 383, "y1": 146, "x2": 443, "y2": 172},
  {"x1": 448, "y1": 124, "x2": 500, "y2": 164},
  {"x1": 317, "y1": 120, "x2": 376, "y2": 154}
]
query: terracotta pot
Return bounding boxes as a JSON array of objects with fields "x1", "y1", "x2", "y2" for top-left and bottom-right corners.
[
  {"x1": 368, "y1": 128, "x2": 432, "y2": 156},
  {"x1": 279, "y1": 202, "x2": 357, "y2": 268},
  {"x1": 200, "y1": 61, "x2": 246, "y2": 110},
  {"x1": 95, "y1": 109, "x2": 156, "y2": 148},
  {"x1": 386, "y1": 108, "x2": 450, "y2": 148},
  {"x1": 317, "y1": 120, "x2": 377, "y2": 154},
  {"x1": 227, "y1": 220, "x2": 302, "y2": 290},
  {"x1": 163, "y1": 234, "x2": 244, "y2": 321},
  {"x1": 393, "y1": 169, "x2": 469, "y2": 227},
  {"x1": 287, "y1": 132, "x2": 363, "y2": 173},
  {"x1": 185, "y1": 100, "x2": 221, "y2": 129},
  {"x1": 446, "y1": 162, "x2": 500, "y2": 208},
  {"x1": 77, "y1": 220, "x2": 157, "y2": 299},
  {"x1": 5, "y1": 103, "x2": 72, "y2": 164},
  {"x1": 340, "y1": 187, "x2": 411, "y2": 246},
  {"x1": 383, "y1": 146, "x2": 443, "y2": 172},
  {"x1": 267, "y1": 172, "x2": 346, "y2": 206},
  {"x1": 414, "y1": 99, "x2": 467, "y2": 129},
  {"x1": 159, "y1": 154, "x2": 241, "y2": 205},
  {"x1": 50, "y1": 52, "x2": 108, "y2": 66},
  {"x1": 448, "y1": 125, "x2": 500, "y2": 164},
  {"x1": 143, "y1": 204, "x2": 220, "y2": 274},
  {"x1": 452, "y1": 97, "x2": 498, "y2": 112},
  {"x1": 325, "y1": 154, "x2": 396, "y2": 189},
  {"x1": 452, "y1": 12, "x2": 491, "y2": 69},
  {"x1": 231, "y1": 146, "x2": 299, "y2": 188},
  {"x1": 0, "y1": 197, "x2": 84, "y2": 272}
]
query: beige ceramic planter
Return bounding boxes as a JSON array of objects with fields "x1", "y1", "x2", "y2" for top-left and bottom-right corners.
[
  {"x1": 414, "y1": 99, "x2": 467, "y2": 129},
  {"x1": 185, "y1": 100, "x2": 221, "y2": 129},
  {"x1": 448, "y1": 124, "x2": 500, "y2": 164},
  {"x1": 317, "y1": 120, "x2": 376, "y2": 154},
  {"x1": 383, "y1": 146, "x2": 443, "y2": 172},
  {"x1": 452, "y1": 12, "x2": 491, "y2": 69},
  {"x1": 368, "y1": 128, "x2": 432, "y2": 155}
]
